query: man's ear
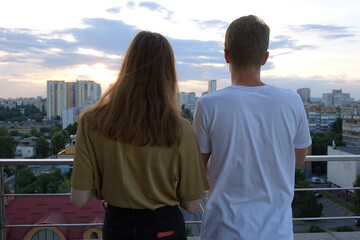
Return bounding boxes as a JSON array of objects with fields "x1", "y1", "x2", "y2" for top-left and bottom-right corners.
[
  {"x1": 224, "y1": 49, "x2": 230, "y2": 63},
  {"x1": 261, "y1": 51, "x2": 269, "y2": 65}
]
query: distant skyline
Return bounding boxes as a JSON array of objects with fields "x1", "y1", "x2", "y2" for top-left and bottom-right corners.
[{"x1": 1, "y1": 0, "x2": 360, "y2": 99}]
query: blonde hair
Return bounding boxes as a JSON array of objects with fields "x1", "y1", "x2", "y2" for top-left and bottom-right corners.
[
  {"x1": 81, "y1": 31, "x2": 181, "y2": 147},
  {"x1": 225, "y1": 15, "x2": 270, "y2": 69}
]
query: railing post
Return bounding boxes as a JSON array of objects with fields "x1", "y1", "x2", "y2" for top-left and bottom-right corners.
[{"x1": 0, "y1": 165, "x2": 6, "y2": 240}]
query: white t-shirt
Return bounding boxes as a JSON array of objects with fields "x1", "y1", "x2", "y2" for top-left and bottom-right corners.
[{"x1": 193, "y1": 85, "x2": 312, "y2": 240}]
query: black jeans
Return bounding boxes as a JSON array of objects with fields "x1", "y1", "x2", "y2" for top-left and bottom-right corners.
[{"x1": 103, "y1": 204, "x2": 187, "y2": 240}]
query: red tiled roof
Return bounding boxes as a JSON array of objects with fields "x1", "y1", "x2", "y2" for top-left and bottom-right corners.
[{"x1": 5, "y1": 196, "x2": 104, "y2": 240}]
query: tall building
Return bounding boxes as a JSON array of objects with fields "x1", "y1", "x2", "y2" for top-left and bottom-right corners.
[
  {"x1": 66, "y1": 82, "x2": 76, "y2": 108},
  {"x1": 179, "y1": 92, "x2": 197, "y2": 118},
  {"x1": 297, "y1": 88, "x2": 311, "y2": 103},
  {"x1": 208, "y1": 80, "x2": 217, "y2": 93},
  {"x1": 47, "y1": 80, "x2": 102, "y2": 122},
  {"x1": 342, "y1": 115, "x2": 360, "y2": 147},
  {"x1": 75, "y1": 80, "x2": 102, "y2": 110},
  {"x1": 322, "y1": 89, "x2": 351, "y2": 107},
  {"x1": 47, "y1": 81, "x2": 66, "y2": 120}
]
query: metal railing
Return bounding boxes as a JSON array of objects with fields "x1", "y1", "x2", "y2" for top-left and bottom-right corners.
[{"x1": 1, "y1": 155, "x2": 360, "y2": 239}]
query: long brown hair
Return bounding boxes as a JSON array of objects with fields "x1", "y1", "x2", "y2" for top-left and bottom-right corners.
[{"x1": 82, "y1": 31, "x2": 181, "y2": 147}]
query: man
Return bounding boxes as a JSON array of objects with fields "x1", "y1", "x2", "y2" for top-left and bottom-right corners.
[{"x1": 193, "y1": 15, "x2": 312, "y2": 240}]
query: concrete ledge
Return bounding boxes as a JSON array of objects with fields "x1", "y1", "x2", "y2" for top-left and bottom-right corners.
[{"x1": 188, "y1": 232, "x2": 360, "y2": 240}]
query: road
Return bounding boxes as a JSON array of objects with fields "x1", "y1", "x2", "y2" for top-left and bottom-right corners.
[{"x1": 293, "y1": 195, "x2": 359, "y2": 232}]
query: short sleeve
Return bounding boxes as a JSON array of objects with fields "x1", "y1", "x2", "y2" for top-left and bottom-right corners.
[
  {"x1": 177, "y1": 120, "x2": 209, "y2": 201},
  {"x1": 294, "y1": 104, "x2": 312, "y2": 149},
  {"x1": 71, "y1": 117, "x2": 94, "y2": 190},
  {"x1": 193, "y1": 101, "x2": 211, "y2": 153}
]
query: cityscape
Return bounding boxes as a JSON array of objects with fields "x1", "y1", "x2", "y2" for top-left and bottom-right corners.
[
  {"x1": 1, "y1": 0, "x2": 360, "y2": 238},
  {"x1": 1, "y1": 79, "x2": 360, "y2": 238}
]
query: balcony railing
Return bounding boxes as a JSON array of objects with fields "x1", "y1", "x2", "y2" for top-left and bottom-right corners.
[{"x1": 1, "y1": 155, "x2": 360, "y2": 239}]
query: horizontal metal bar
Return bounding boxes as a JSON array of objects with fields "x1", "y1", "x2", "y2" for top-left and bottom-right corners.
[
  {"x1": 293, "y1": 216, "x2": 360, "y2": 221},
  {"x1": 4, "y1": 217, "x2": 360, "y2": 228},
  {"x1": 1, "y1": 193, "x2": 70, "y2": 197},
  {"x1": 305, "y1": 155, "x2": 360, "y2": 162},
  {"x1": 0, "y1": 159, "x2": 73, "y2": 165},
  {"x1": 295, "y1": 187, "x2": 360, "y2": 191},
  {"x1": 0, "y1": 155, "x2": 360, "y2": 166},
  {"x1": 5, "y1": 223, "x2": 102, "y2": 228},
  {"x1": 1, "y1": 187, "x2": 359, "y2": 198}
]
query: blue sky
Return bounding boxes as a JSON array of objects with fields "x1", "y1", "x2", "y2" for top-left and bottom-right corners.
[{"x1": 0, "y1": 0, "x2": 359, "y2": 99}]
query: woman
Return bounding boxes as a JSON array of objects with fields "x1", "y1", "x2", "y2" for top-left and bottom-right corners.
[{"x1": 70, "y1": 31, "x2": 209, "y2": 240}]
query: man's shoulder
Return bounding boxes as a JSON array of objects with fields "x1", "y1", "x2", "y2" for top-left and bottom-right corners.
[
  {"x1": 267, "y1": 85, "x2": 302, "y2": 102},
  {"x1": 198, "y1": 87, "x2": 232, "y2": 103}
]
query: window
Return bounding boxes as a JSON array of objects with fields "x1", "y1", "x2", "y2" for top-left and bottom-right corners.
[
  {"x1": 31, "y1": 229, "x2": 60, "y2": 240},
  {"x1": 90, "y1": 232, "x2": 99, "y2": 239}
]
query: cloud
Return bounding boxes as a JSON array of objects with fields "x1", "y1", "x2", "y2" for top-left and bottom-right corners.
[
  {"x1": 106, "y1": 7, "x2": 121, "y2": 14},
  {"x1": 263, "y1": 75, "x2": 360, "y2": 99},
  {"x1": 138, "y1": 1, "x2": 173, "y2": 20},
  {"x1": 127, "y1": 1, "x2": 136, "y2": 8},
  {"x1": 270, "y1": 35, "x2": 314, "y2": 50},
  {"x1": 193, "y1": 19, "x2": 228, "y2": 30},
  {"x1": 0, "y1": 78, "x2": 45, "y2": 98},
  {"x1": 290, "y1": 24, "x2": 356, "y2": 40}
]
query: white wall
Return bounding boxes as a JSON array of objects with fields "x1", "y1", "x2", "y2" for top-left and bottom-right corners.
[{"x1": 327, "y1": 146, "x2": 360, "y2": 189}]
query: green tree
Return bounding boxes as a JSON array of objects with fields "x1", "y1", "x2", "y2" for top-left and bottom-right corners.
[
  {"x1": 56, "y1": 178, "x2": 71, "y2": 193},
  {"x1": 181, "y1": 104, "x2": 192, "y2": 121},
  {"x1": 30, "y1": 127, "x2": 43, "y2": 137},
  {"x1": 65, "y1": 122, "x2": 78, "y2": 135},
  {"x1": 9, "y1": 130, "x2": 21, "y2": 136},
  {"x1": 353, "y1": 175, "x2": 360, "y2": 226},
  {"x1": 37, "y1": 136, "x2": 49, "y2": 158},
  {"x1": 292, "y1": 169, "x2": 323, "y2": 218},
  {"x1": 49, "y1": 125, "x2": 62, "y2": 138},
  {"x1": 0, "y1": 126, "x2": 8, "y2": 136},
  {"x1": 0, "y1": 135, "x2": 17, "y2": 158},
  {"x1": 14, "y1": 167, "x2": 37, "y2": 193},
  {"x1": 332, "y1": 118, "x2": 342, "y2": 134},
  {"x1": 36, "y1": 169, "x2": 61, "y2": 193},
  {"x1": 51, "y1": 130, "x2": 69, "y2": 154}
]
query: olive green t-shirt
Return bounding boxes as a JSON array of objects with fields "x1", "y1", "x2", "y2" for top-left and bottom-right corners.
[{"x1": 71, "y1": 116, "x2": 209, "y2": 210}]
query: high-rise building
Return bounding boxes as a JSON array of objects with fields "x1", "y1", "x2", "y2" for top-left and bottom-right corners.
[
  {"x1": 322, "y1": 89, "x2": 351, "y2": 107},
  {"x1": 75, "y1": 80, "x2": 102, "y2": 110},
  {"x1": 47, "y1": 80, "x2": 66, "y2": 120},
  {"x1": 208, "y1": 80, "x2": 217, "y2": 93},
  {"x1": 297, "y1": 88, "x2": 311, "y2": 103},
  {"x1": 342, "y1": 115, "x2": 360, "y2": 147},
  {"x1": 66, "y1": 82, "x2": 76, "y2": 108},
  {"x1": 47, "y1": 80, "x2": 102, "y2": 121}
]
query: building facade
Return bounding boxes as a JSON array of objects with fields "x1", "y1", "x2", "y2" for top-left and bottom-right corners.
[
  {"x1": 47, "y1": 80, "x2": 101, "y2": 125},
  {"x1": 15, "y1": 137, "x2": 37, "y2": 158},
  {"x1": 208, "y1": 80, "x2": 217, "y2": 93},
  {"x1": 327, "y1": 146, "x2": 360, "y2": 195},
  {"x1": 342, "y1": 115, "x2": 360, "y2": 146},
  {"x1": 322, "y1": 89, "x2": 352, "y2": 107},
  {"x1": 305, "y1": 105, "x2": 355, "y2": 133},
  {"x1": 179, "y1": 92, "x2": 197, "y2": 118},
  {"x1": 297, "y1": 88, "x2": 311, "y2": 103},
  {"x1": 47, "y1": 81, "x2": 66, "y2": 120}
]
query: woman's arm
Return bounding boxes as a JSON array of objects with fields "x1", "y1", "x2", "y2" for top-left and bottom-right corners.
[
  {"x1": 180, "y1": 199, "x2": 201, "y2": 214},
  {"x1": 70, "y1": 187, "x2": 93, "y2": 208}
]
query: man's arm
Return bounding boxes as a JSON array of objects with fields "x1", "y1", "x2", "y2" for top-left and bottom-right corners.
[
  {"x1": 295, "y1": 147, "x2": 308, "y2": 167},
  {"x1": 202, "y1": 153, "x2": 211, "y2": 172},
  {"x1": 70, "y1": 187, "x2": 93, "y2": 208}
]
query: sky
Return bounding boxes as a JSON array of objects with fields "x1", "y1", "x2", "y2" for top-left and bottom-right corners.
[{"x1": 0, "y1": 0, "x2": 360, "y2": 100}]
